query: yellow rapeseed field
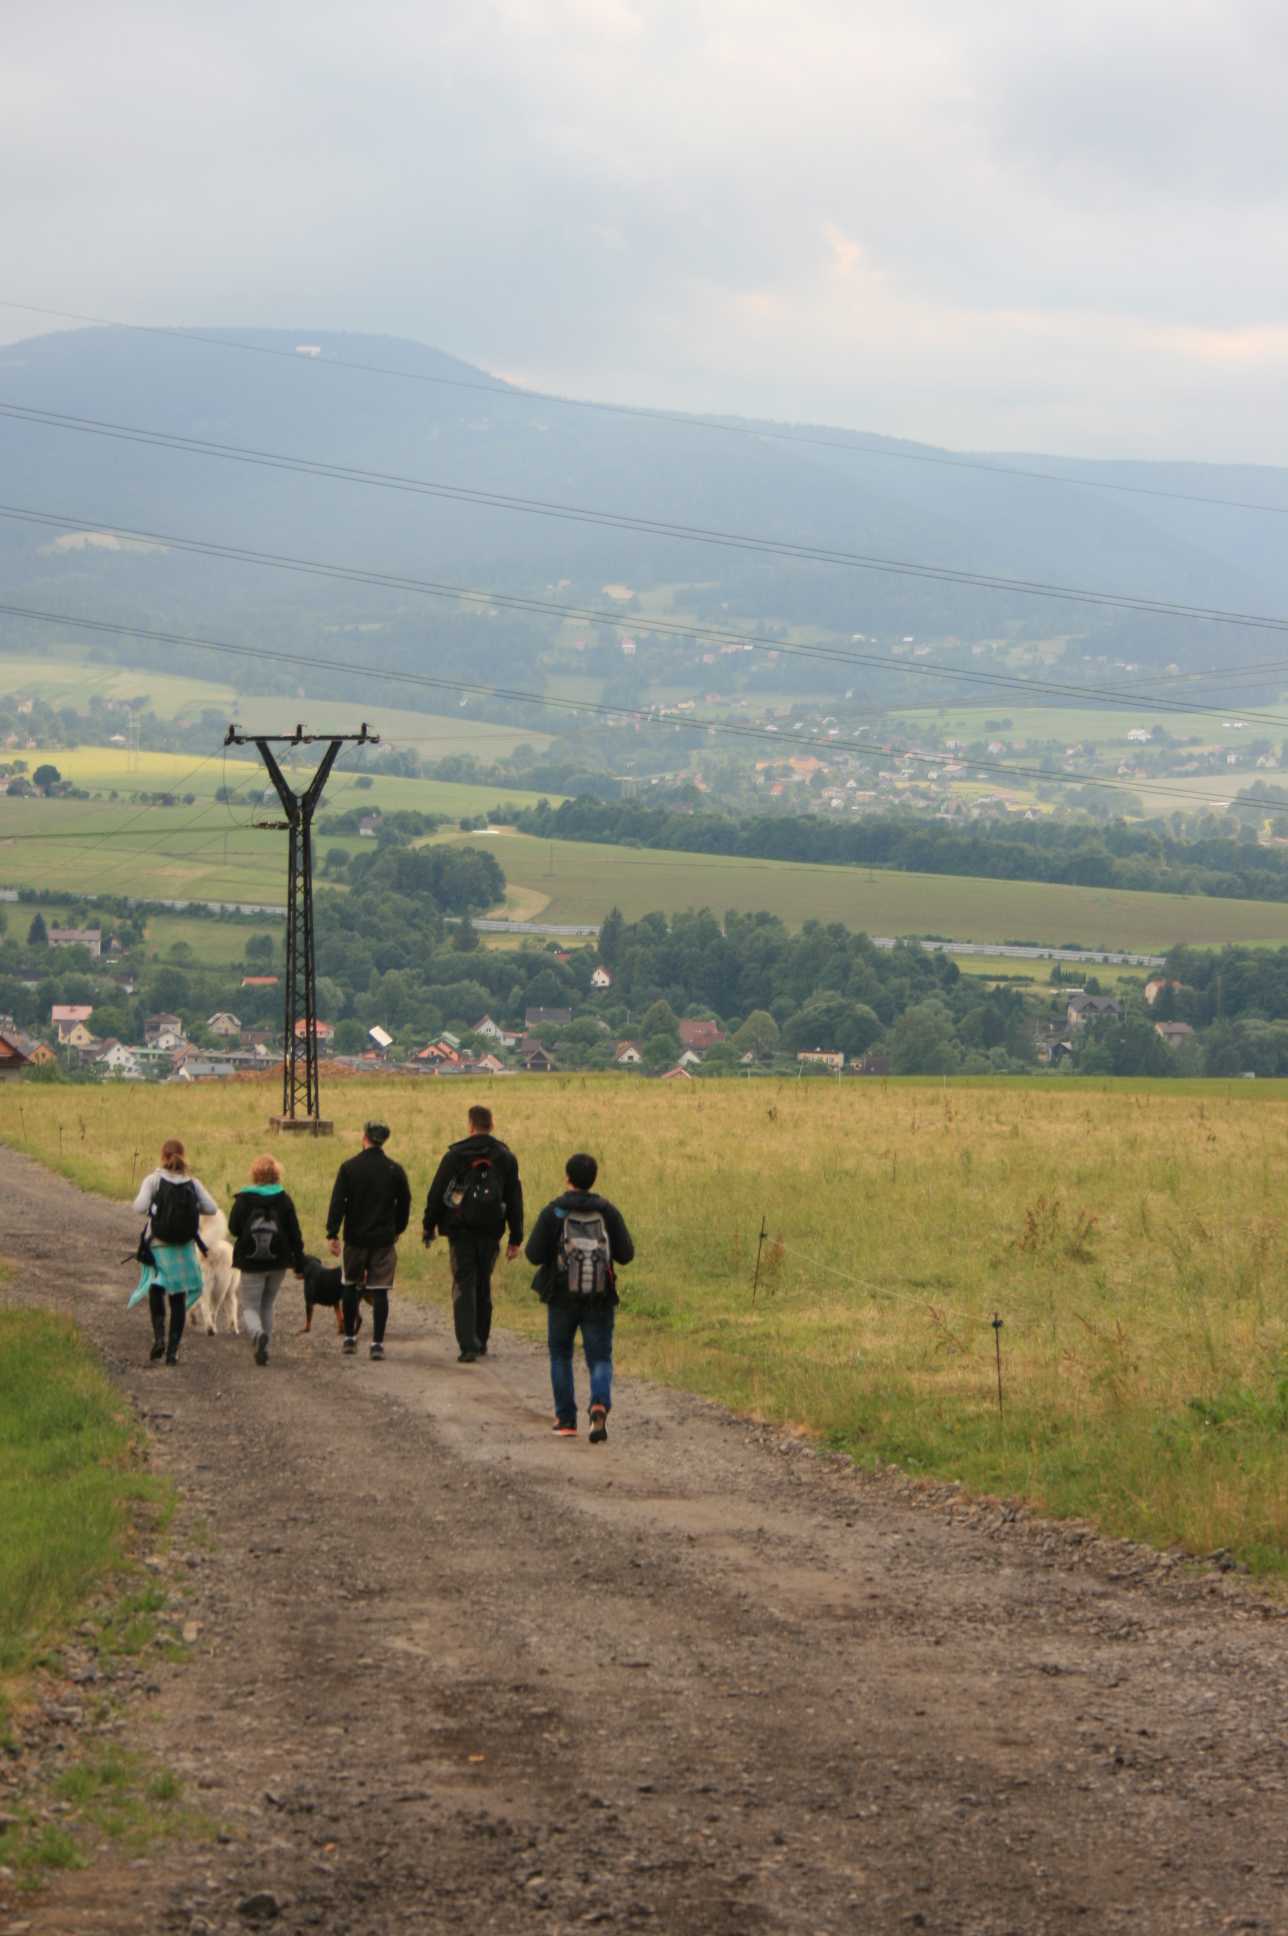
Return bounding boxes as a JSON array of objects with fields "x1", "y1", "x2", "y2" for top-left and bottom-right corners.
[{"x1": 6, "y1": 1072, "x2": 1288, "y2": 1572}]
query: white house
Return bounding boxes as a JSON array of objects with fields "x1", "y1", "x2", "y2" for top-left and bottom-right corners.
[
  {"x1": 96, "y1": 1042, "x2": 142, "y2": 1080},
  {"x1": 153, "y1": 1028, "x2": 185, "y2": 1053},
  {"x1": 206, "y1": 1011, "x2": 242, "y2": 1039},
  {"x1": 473, "y1": 1014, "x2": 504, "y2": 1040},
  {"x1": 614, "y1": 1041, "x2": 642, "y2": 1065},
  {"x1": 590, "y1": 967, "x2": 613, "y2": 991},
  {"x1": 678, "y1": 1049, "x2": 704, "y2": 1068}
]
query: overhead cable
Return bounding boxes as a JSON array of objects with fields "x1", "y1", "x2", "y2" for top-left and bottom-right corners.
[
  {"x1": 3, "y1": 403, "x2": 1288, "y2": 637},
  {"x1": 0, "y1": 597, "x2": 1266, "y2": 813}
]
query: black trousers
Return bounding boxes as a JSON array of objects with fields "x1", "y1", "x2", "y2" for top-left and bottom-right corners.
[
  {"x1": 148, "y1": 1286, "x2": 187, "y2": 1357},
  {"x1": 342, "y1": 1286, "x2": 389, "y2": 1343},
  {"x1": 448, "y1": 1234, "x2": 499, "y2": 1353}
]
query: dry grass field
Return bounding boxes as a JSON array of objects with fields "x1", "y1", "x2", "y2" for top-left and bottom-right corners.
[{"x1": 6, "y1": 1072, "x2": 1288, "y2": 1575}]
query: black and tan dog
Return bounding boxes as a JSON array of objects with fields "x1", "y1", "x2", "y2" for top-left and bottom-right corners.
[{"x1": 300, "y1": 1254, "x2": 371, "y2": 1335}]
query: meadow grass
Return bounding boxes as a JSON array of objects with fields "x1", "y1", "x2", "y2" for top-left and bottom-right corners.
[{"x1": 7, "y1": 1072, "x2": 1288, "y2": 1572}]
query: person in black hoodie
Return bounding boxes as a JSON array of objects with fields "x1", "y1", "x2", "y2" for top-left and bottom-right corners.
[
  {"x1": 227, "y1": 1153, "x2": 307, "y2": 1367},
  {"x1": 525, "y1": 1152, "x2": 633, "y2": 1442},
  {"x1": 422, "y1": 1104, "x2": 524, "y2": 1363},
  {"x1": 326, "y1": 1121, "x2": 412, "y2": 1360}
]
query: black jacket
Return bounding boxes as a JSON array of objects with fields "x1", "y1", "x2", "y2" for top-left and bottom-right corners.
[
  {"x1": 326, "y1": 1146, "x2": 412, "y2": 1248},
  {"x1": 228, "y1": 1187, "x2": 307, "y2": 1275},
  {"x1": 524, "y1": 1190, "x2": 634, "y2": 1305},
  {"x1": 422, "y1": 1133, "x2": 524, "y2": 1245}
]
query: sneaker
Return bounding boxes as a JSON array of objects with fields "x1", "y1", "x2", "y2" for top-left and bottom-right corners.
[
  {"x1": 457, "y1": 1350, "x2": 477, "y2": 1364},
  {"x1": 149, "y1": 1338, "x2": 166, "y2": 1361},
  {"x1": 254, "y1": 1334, "x2": 269, "y2": 1367},
  {"x1": 342, "y1": 1336, "x2": 357, "y2": 1355},
  {"x1": 370, "y1": 1341, "x2": 384, "y2": 1361},
  {"x1": 588, "y1": 1406, "x2": 608, "y2": 1444},
  {"x1": 553, "y1": 1420, "x2": 577, "y2": 1437}
]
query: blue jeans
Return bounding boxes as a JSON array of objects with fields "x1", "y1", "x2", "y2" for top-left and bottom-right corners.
[{"x1": 547, "y1": 1301, "x2": 614, "y2": 1426}]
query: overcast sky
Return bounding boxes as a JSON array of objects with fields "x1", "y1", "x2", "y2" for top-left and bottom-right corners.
[{"x1": 4, "y1": 1, "x2": 1287, "y2": 461}]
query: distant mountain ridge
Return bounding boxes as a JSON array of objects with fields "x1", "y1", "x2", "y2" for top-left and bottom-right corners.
[{"x1": 0, "y1": 325, "x2": 1285, "y2": 712}]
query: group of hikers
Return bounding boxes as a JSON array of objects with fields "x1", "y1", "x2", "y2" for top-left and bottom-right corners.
[{"x1": 128, "y1": 1105, "x2": 634, "y2": 1439}]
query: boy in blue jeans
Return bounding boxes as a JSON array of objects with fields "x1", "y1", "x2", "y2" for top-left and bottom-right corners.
[{"x1": 526, "y1": 1152, "x2": 634, "y2": 1441}]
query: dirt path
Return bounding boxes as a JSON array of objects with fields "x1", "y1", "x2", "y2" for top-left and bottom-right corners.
[{"x1": 2, "y1": 1145, "x2": 1287, "y2": 1935}]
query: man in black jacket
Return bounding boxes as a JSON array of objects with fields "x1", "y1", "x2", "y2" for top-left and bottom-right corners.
[
  {"x1": 326, "y1": 1121, "x2": 412, "y2": 1360},
  {"x1": 525, "y1": 1152, "x2": 633, "y2": 1441},
  {"x1": 422, "y1": 1104, "x2": 523, "y2": 1363}
]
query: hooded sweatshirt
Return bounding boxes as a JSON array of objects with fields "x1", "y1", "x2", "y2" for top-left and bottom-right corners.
[
  {"x1": 524, "y1": 1189, "x2": 634, "y2": 1306},
  {"x1": 228, "y1": 1183, "x2": 306, "y2": 1274},
  {"x1": 422, "y1": 1133, "x2": 524, "y2": 1246}
]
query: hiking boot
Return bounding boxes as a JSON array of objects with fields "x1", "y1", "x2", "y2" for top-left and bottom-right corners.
[
  {"x1": 588, "y1": 1406, "x2": 608, "y2": 1444},
  {"x1": 164, "y1": 1351, "x2": 178, "y2": 1366},
  {"x1": 342, "y1": 1336, "x2": 357, "y2": 1355},
  {"x1": 254, "y1": 1334, "x2": 269, "y2": 1367},
  {"x1": 457, "y1": 1350, "x2": 477, "y2": 1364},
  {"x1": 474, "y1": 1340, "x2": 488, "y2": 1357},
  {"x1": 370, "y1": 1341, "x2": 384, "y2": 1361},
  {"x1": 149, "y1": 1338, "x2": 166, "y2": 1361},
  {"x1": 553, "y1": 1420, "x2": 577, "y2": 1437}
]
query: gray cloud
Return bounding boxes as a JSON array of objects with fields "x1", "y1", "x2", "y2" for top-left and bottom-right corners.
[{"x1": 2, "y1": 0, "x2": 1286, "y2": 459}]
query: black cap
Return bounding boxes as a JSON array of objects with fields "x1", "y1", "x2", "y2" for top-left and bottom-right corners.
[{"x1": 364, "y1": 1120, "x2": 390, "y2": 1145}]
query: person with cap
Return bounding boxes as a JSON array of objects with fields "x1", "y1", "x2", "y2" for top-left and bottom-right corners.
[{"x1": 326, "y1": 1120, "x2": 412, "y2": 1360}]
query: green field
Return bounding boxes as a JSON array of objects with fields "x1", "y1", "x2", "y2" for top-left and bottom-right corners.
[
  {"x1": 0, "y1": 748, "x2": 560, "y2": 906},
  {"x1": 7, "y1": 1073, "x2": 1288, "y2": 1577},
  {"x1": 429, "y1": 827, "x2": 1288, "y2": 949}
]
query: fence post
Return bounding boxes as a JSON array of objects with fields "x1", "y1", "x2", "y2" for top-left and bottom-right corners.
[
  {"x1": 751, "y1": 1215, "x2": 768, "y2": 1302},
  {"x1": 992, "y1": 1313, "x2": 1004, "y2": 1419}
]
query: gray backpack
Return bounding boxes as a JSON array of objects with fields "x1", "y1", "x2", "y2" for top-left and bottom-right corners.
[{"x1": 557, "y1": 1210, "x2": 612, "y2": 1299}]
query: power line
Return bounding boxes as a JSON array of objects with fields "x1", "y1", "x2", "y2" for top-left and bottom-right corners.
[
  {"x1": 3, "y1": 296, "x2": 1286, "y2": 522},
  {"x1": 3, "y1": 402, "x2": 1288, "y2": 636},
  {"x1": 5, "y1": 506, "x2": 1288, "y2": 733},
  {"x1": 7, "y1": 553, "x2": 1286, "y2": 739},
  {"x1": 0, "y1": 598, "x2": 1266, "y2": 813}
]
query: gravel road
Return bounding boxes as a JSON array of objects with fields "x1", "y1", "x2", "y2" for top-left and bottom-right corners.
[{"x1": 1, "y1": 1143, "x2": 1286, "y2": 1935}]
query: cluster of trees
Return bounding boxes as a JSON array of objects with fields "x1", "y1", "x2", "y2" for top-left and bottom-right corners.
[
  {"x1": 514, "y1": 796, "x2": 1288, "y2": 904},
  {"x1": 594, "y1": 907, "x2": 1034, "y2": 1075},
  {"x1": 1063, "y1": 943, "x2": 1288, "y2": 1080}
]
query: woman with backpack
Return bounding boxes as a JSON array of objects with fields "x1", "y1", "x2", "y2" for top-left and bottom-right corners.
[
  {"x1": 228, "y1": 1154, "x2": 306, "y2": 1366},
  {"x1": 129, "y1": 1137, "x2": 219, "y2": 1365}
]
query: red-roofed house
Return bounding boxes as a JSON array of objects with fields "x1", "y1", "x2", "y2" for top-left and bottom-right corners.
[
  {"x1": 679, "y1": 1019, "x2": 725, "y2": 1052},
  {"x1": 0, "y1": 1029, "x2": 30, "y2": 1082}
]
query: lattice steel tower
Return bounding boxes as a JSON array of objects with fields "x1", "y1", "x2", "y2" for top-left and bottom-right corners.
[{"x1": 224, "y1": 721, "x2": 377, "y2": 1130}]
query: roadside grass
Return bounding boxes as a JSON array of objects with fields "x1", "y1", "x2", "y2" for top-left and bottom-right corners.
[
  {"x1": 0, "y1": 1309, "x2": 160, "y2": 1675},
  {"x1": 0, "y1": 1305, "x2": 211, "y2": 1888},
  {"x1": 7, "y1": 1075, "x2": 1288, "y2": 1573}
]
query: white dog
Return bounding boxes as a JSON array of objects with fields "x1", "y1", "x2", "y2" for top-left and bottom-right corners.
[{"x1": 196, "y1": 1210, "x2": 242, "y2": 1335}]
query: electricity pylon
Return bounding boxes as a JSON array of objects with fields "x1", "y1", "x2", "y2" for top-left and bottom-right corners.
[{"x1": 224, "y1": 721, "x2": 377, "y2": 1130}]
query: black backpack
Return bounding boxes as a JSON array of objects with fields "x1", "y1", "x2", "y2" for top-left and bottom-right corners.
[
  {"x1": 446, "y1": 1157, "x2": 505, "y2": 1233},
  {"x1": 150, "y1": 1179, "x2": 201, "y2": 1247},
  {"x1": 242, "y1": 1199, "x2": 289, "y2": 1269},
  {"x1": 557, "y1": 1209, "x2": 613, "y2": 1300}
]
